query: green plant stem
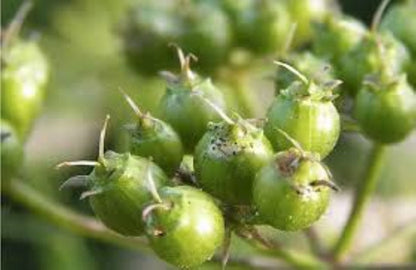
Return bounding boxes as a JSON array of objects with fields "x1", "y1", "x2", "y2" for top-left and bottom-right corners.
[
  {"x1": 5, "y1": 179, "x2": 324, "y2": 269},
  {"x1": 236, "y1": 227, "x2": 329, "y2": 269},
  {"x1": 4, "y1": 179, "x2": 149, "y2": 252},
  {"x1": 332, "y1": 143, "x2": 387, "y2": 261},
  {"x1": 353, "y1": 219, "x2": 416, "y2": 263}
]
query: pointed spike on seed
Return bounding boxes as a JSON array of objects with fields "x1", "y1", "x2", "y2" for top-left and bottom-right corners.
[
  {"x1": 145, "y1": 159, "x2": 163, "y2": 204},
  {"x1": 310, "y1": 179, "x2": 340, "y2": 192},
  {"x1": 158, "y1": 71, "x2": 179, "y2": 84},
  {"x1": 273, "y1": 61, "x2": 309, "y2": 85},
  {"x1": 59, "y1": 175, "x2": 89, "y2": 190},
  {"x1": 2, "y1": 0, "x2": 33, "y2": 50},
  {"x1": 99, "y1": 115, "x2": 111, "y2": 162},
  {"x1": 118, "y1": 88, "x2": 143, "y2": 117},
  {"x1": 323, "y1": 80, "x2": 343, "y2": 91},
  {"x1": 371, "y1": 0, "x2": 391, "y2": 33},
  {"x1": 191, "y1": 91, "x2": 235, "y2": 125},
  {"x1": 55, "y1": 160, "x2": 99, "y2": 169},
  {"x1": 80, "y1": 189, "x2": 103, "y2": 200},
  {"x1": 142, "y1": 203, "x2": 170, "y2": 222},
  {"x1": 274, "y1": 127, "x2": 305, "y2": 153},
  {"x1": 169, "y1": 43, "x2": 186, "y2": 70}
]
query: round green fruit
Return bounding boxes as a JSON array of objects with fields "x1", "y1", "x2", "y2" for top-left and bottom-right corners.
[
  {"x1": 122, "y1": 92, "x2": 184, "y2": 176},
  {"x1": 266, "y1": 73, "x2": 341, "y2": 159},
  {"x1": 120, "y1": 2, "x2": 183, "y2": 75},
  {"x1": 145, "y1": 185, "x2": 224, "y2": 268},
  {"x1": 1, "y1": 39, "x2": 49, "y2": 140},
  {"x1": 313, "y1": 14, "x2": 367, "y2": 63},
  {"x1": 241, "y1": 0, "x2": 291, "y2": 54},
  {"x1": 284, "y1": 0, "x2": 334, "y2": 46},
  {"x1": 88, "y1": 151, "x2": 168, "y2": 236},
  {"x1": 59, "y1": 116, "x2": 169, "y2": 236},
  {"x1": 180, "y1": 2, "x2": 231, "y2": 72},
  {"x1": 254, "y1": 148, "x2": 335, "y2": 231},
  {"x1": 354, "y1": 74, "x2": 416, "y2": 144},
  {"x1": 339, "y1": 32, "x2": 410, "y2": 95},
  {"x1": 194, "y1": 119, "x2": 273, "y2": 205},
  {"x1": 159, "y1": 48, "x2": 227, "y2": 152},
  {"x1": 381, "y1": 0, "x2": 416, "y2": 54}
]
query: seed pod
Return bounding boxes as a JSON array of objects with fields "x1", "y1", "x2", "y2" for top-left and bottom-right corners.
[
  {"x1": 312, "y1": 14, "x2": 367, "y2": 63},
  {"x1": 58, "y1": 116, "x2": 169, "y2": 236},
  {"x1": 179, "y1": 2, "x2": 231, "y2": 72},
  {"x1": 339, "y1": 0, "x2": 411, "y2": 96},
  {"x1": 1, "y1": 2, "x2": 49, "y2": 141},
  {"x1": 228, "y1": 0, "x2": 291, "y2": 54},
  {"x1": 121, "y1": 91, "x2": 184, "y2": 176},
  {"x1": 194, "y1": 114, "x2": 273, "y2": 205},
  {"x1": 159, "y1": 47, "x2": 227, "y2": 152},
  {"x1": 339, "y1": 32, "x2": 410, "y2": 96},
  {"x1": 120, "y1": 2, "x2": 183, "y2": 75},
  {"x1": 381, "y1": 0, "x2": 416, "y2": 55},
  {"x1": 1, "y1": 120, "x2": 24, "y2": 181},
  {"x1": 266, "y1": 62, "x2": 341, "y2": 159},
  {"x1": 254, "y1": 148, "x2": 337, "y2": 231},
  {"x1": 144, "y1": 185, "x2": 224, "y2": 268},
  {"x1": 354, "y1": 74, "x2": 416, "y2": 144}
]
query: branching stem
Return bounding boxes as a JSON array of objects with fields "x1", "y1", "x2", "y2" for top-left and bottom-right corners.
[{"x1": 332, "y1": 143, "x2": 387, "y2": 261}]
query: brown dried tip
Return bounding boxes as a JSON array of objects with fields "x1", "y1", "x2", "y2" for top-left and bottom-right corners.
[
  {"x1": 276, "y1": 150, "x2": 301, "y2": 177},
  {"x1": 310, "y1": 179, "x2": 340, "y2": 192}
]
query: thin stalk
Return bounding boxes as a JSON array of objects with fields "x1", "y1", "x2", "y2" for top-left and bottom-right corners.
[
  {"x1": 273, "y1": 61, "x2": 309, "y2": 85},
  {"x1": 98, "y1": 115, "x2": 110, "y2": 162},
  {"x1": 4, "y1": 179, "x2": 149, "y2": 252},
  {"x1": 56, "y1": 160, "x2": 99, "y2": 169},
  {"x1": 5, "y1": 179, "x2": 326, "y2": 269},
  {"x1": 236, "y1": 227, "x2": 328, "y2": 269},
  {"x1": 332, "y1": 143, "x2": 387, "y2": 261},
  {"x1": 119, "y1": 88, "x2": 143, "y2": 117}
]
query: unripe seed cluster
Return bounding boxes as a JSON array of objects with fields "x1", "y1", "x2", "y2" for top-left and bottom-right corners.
[
  {"x1": 56, "y1": 0, "x2": 416, "y2": 267},
  {"x1": 3, "y1": 0, "x2": 416, "y2": 269}
]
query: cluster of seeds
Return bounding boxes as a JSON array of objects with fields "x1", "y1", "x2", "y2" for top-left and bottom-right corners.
[
  {"x1": 120, "y1": 0, "x2": 336, "y2": 74},
  {"x1": 3, "y1": 0, "x2": 415, "y2": 269},
  {"x1": 59, "y1": 0, "x2": 415, "y2": 267}
]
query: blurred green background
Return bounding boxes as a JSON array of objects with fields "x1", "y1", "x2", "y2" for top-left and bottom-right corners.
[{"x1": 1, "y1": 0, "x2": 415, "y2": 269}]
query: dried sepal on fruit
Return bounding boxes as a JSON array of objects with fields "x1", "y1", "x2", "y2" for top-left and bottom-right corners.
[
  {"x1": 159, "y1": 46, "x2": 227, "y2": 152},
  {"x1": 339, "y1": 0, "x2": 410, "y2": 95},
  {"x1": 381, "y1": 0, "x2": 416, "y2": 55},
  {"x1": 266, "y1": 62, "x2": 341, "y2": 160},
  {"x1": 354, "y1": 73, "x2": 416, "y2": 144},
  {"x1": 121, "y1": 90, "x2": 184, "y2": 176},
  {"x1": 254, "y1": 132, "x2": 338, "y2": 231},
  {"x1": 144, "y1": 185, "x2": 225, "y2": 268},
  {"x1": 194, "y1": 96, "x2": 273, "y2": 205},
  {"x1": 57, "y1": 115, "x2": 169, "y2": 236}
]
